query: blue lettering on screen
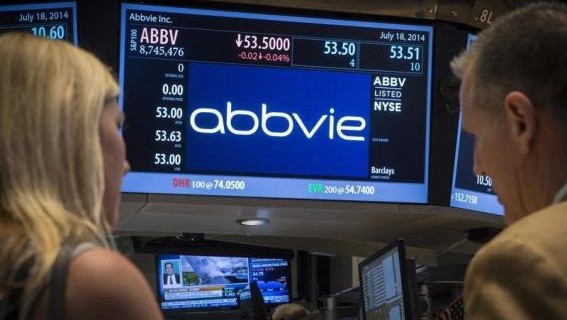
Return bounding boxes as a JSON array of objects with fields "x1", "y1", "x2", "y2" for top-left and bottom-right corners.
[{"x1": 185, "y1": 62, "x2": 370, "y2": 178}]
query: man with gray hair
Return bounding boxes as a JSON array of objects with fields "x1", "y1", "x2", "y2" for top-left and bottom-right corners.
[
  {"x1": 271, "y1": 303, "x2": 320, "y2": 320},
  {"x1": 450, "y1": 2, "x2": 567, "y2": 319}
]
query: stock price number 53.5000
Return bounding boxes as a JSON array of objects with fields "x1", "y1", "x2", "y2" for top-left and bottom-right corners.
[{"x1": 154, "y1": 153, "x2": 181, "y2": 166}]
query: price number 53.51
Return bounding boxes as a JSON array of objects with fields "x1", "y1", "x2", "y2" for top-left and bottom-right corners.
[{"x1": 389, "y1": 45, "x2": 420, "y2": 60}]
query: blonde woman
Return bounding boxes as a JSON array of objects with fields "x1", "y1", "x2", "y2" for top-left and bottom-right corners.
[{"x1": 0, "y1": 33, "x2": 162, "y2": 320}]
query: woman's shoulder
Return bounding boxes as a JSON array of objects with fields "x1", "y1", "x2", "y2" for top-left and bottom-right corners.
[
  {"x1": 70, "y1": 246, "x2": 137, "y2": 276},
  {"x1": 64, "y1": 247, "x2": 162, "y2": 320}
]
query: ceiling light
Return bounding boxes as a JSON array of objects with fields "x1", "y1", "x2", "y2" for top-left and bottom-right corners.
[{"x1": 236, "y1": 218, "x2": 269, "y2": 226}]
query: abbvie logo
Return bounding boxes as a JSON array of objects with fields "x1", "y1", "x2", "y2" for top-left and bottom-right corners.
[{"x1": 189, "y1": 101, "x2": 366, "y2": 141}]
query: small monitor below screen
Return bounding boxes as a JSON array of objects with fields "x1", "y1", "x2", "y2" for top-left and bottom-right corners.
[
  {"x1": 450, "y1": 34, "x2": 504, "y2": 216},
  {"x1": 0, "y1": 2, "x2": 77, "y2": 44},
  {"x1": 359, "y1": 239, "x2": 413, "y2": 320},
  {"x1": 156, "y1": 254, "x2": 290, "y2": 312}
]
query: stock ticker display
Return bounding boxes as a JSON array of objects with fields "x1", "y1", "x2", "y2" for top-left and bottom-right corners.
[
  {"x1": 0, "y1": 2, "x2": 77, "y2": 43},
  {"x1": 119, "y1": 3, "x2": 433, "y2": 203},
  {"x1": 450, "y1": 34, "x2": 504, "y2": 215}
]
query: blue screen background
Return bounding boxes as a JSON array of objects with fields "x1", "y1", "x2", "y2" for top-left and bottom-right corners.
[{"x1": 186, "y1": 62, "x2": 371, "y2": 178}]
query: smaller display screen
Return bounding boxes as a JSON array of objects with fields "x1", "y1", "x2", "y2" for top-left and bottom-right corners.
[
  {"x1": 156, "y1": 254, "x2": 290, "y2": 312},
  {"x1": 0, "y1": 2, "x2": 77, "y2": 44},
  {"x1": 359, "y1": 240, "x2": 411, "y2": 320},
  {"x1": 450, "y1": 34, "x2": 504, "y2": 216}
]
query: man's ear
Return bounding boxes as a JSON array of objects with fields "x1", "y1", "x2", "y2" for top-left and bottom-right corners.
[{"x1": 503, "y1": 91, "x2": 536, "y2": 154}]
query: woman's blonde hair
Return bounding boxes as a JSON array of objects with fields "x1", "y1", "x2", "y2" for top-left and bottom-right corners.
[{"x1": 0, "y1": 32, "x2": 119, "y2": 313}]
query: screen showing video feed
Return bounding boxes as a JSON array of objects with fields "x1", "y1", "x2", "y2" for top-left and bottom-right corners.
[
  {"x1": 119, "y1": 3, "x2": 433, "y2": 203},
  {"x1": 156, "y1": 254, "x2": 290, "y2": 311},
  {"x1": 0, "y1": 2, "x2": 77, "y2": 44},
  {"x1": 450, "y1": 34, "x2": 504, "y2": 215}
]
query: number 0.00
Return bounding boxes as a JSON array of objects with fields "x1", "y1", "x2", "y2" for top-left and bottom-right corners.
[{"x1": 162, "y1": 84, "x2": 184, "y2": 96}]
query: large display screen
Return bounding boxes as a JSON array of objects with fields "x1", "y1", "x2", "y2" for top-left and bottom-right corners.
[
  {"x1": 450, "y1": 34, "x2": 504, "y2": 215},
  {"x1": 120, "y1": 3, "x2": 433, "y2": 203},
  {"x1": 0, "y1": 2, "x2": 77, "y2": 44},
  {"x1": 156, "y1": 254, "x2": 290, "y2": 312},
  {"x1": 359, "y1": 239, "x2": 412, "y2": 320}
]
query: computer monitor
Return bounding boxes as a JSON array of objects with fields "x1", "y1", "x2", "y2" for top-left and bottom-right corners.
[
  {"x1": 155, "y1": 254, "x2": 290, "y2": 313},
  {"x1": 239, "y1": 281, "x2": 268, "y2": 320},
  {"x1": 119, "y1": 3, "x2": 433, "y2": 204},
  {"x1": 359, "y1": 239, "x2": 413, "y2": 320},
  {"x1": 0, "y1": 2, "x2": 77, "y2": 44},
  {"x1": 450, "y1": 34, "x2": 504, "y2": 216}
]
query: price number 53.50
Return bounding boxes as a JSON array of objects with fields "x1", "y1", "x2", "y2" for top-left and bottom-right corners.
[{"x1": 323, "y1": 41, "x2": 356, "y2": 56}]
